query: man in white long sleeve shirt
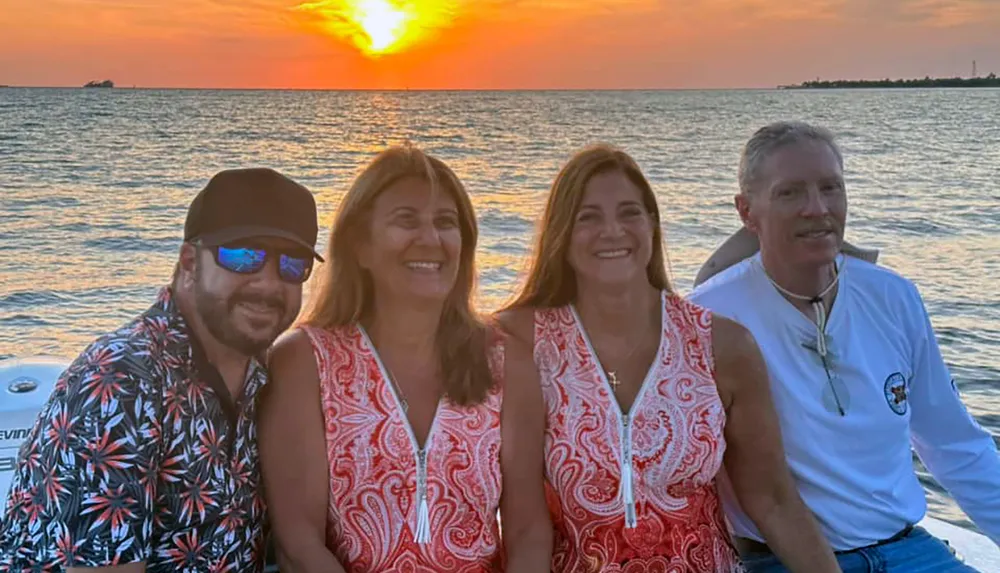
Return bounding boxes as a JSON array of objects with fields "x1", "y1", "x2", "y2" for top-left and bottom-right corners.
[{"x1": 689, "y1": 120, "x2": 1000, "y2": 572}]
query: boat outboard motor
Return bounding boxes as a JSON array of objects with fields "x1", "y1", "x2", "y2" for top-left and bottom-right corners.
[{"x1": 0, "y1": 356, "x2": 70, "y2": 499}]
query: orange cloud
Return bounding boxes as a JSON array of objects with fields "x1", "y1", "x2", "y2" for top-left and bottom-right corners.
[{"x1": 840, "y1": 0, "x2": 1000, "y2": 26}]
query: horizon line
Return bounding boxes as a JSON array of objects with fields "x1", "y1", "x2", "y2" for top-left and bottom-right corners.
[
  {"x1": 5, "y1": 79, "x2": 996, "y2": 92},
  {"x1": 2, "y1": 85, "x2": 785, "y2": 91}
]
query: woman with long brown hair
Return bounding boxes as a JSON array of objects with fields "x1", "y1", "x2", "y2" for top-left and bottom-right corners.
[
  {"x1": 498, "y1": 144, "x2": 840, "y2": 572},
  {"x1": 259, "y1": 145, "x2": 551, "y2": 572}
]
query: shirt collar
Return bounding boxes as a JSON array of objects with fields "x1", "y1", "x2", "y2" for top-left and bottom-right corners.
[{"x1": 153, "y1": 286, "x2": 269, "y2": 392}]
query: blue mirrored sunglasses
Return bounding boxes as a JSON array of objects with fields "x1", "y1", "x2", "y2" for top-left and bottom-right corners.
[{"x1": 211, "y1": 244, "x2": 313, "y2": 284}]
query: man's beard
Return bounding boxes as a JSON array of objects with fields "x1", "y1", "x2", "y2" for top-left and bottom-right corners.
[{"x1": 193, "y1": 266, "x2": 292, "y2": 356}]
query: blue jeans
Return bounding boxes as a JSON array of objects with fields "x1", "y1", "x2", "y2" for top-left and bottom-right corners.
[{"x1": 739, "y1": 526, "x2": 981, "y2": 573}]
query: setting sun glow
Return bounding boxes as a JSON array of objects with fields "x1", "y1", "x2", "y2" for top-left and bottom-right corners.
[
  {"x1": 354, "y1": 0, "x2": 406, "y2": 53},
  {"x1": 297, "y1": 0, "x2": 458, "y2": 57}
]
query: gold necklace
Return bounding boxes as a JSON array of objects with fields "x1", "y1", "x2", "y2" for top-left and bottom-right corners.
[
  {"x1": 603, "y1": 339, "x2": 647, "y2": 392},
  {"x1": 385, "y1": 367, "x2": 409, "y2": 413}
]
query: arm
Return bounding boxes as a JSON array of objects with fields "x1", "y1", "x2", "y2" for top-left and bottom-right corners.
[
  {"x1": 260, "y1": 329, "x2": 347, "y2": 573},
  {"x1": 713, "y1": 316, "x2": 841, "y2": 573},
  {"x1": 906, "y1": 290, "x2": 1000, "y2": 546},
  {"x1": 694, "y1": 225, "x2": 877, "y2": 288},
  {"x1": 498, "y1": 325, "x2": 553, "y2": 571},
  {"x1": 36, "y1": 353, "x2": 161, "y2": 571}
]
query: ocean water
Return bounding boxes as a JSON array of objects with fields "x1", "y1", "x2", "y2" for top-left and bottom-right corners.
[{"x1": 1, "y1": 87, "x2": 998, "y2": 533}]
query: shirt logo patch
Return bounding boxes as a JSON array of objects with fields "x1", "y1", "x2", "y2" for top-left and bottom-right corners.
[{"x1": 884, "y1": 372, "x2": 908, "y2": 416}]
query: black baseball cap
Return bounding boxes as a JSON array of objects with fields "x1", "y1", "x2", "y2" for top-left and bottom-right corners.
[{"x1": 184, "y1": 168, "x2": 324, "y2": 261}]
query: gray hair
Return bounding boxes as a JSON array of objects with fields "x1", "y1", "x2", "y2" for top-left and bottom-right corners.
[{"x1": 738, "y1": 121, "x2": 843, "y2": 194}]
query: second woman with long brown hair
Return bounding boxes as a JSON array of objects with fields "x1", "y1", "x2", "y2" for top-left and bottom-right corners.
[
  {"x1": 498, "y1": 143, "x2": 840, "y2": 572},
  {"x1": 259, "y1": 145, "x2": 551, "y2": 572}
]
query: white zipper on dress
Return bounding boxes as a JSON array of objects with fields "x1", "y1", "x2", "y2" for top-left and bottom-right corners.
[
  {"x1": 358, "y1": 325, "x2": 440, "y2": 545},
  {"x1": 620, "y1": 417, "x2": 636, "y2": 528},
  {"x1": 570, "y1": 295, "x2": 664, "y2": 531},
  {"x1": 415, "y1": 448, "x2": 431, "y2": 543}
]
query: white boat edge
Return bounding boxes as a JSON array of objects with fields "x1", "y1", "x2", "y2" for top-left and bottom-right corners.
[
  {"x1": 2, "y1": 355, "x2": 998, "y2": 570},
  {"x1": 919, "y1": 516, "x2": 999, "y2": 571}
]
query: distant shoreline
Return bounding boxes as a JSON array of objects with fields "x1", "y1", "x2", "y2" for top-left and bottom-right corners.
[{"x1": 781, "y1": 75, "x2": 999, "y2": 89}]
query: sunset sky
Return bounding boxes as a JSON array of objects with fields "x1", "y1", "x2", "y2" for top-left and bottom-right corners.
[{"x1": 1, "y1": 0, "x2": 998, "y2": 89}]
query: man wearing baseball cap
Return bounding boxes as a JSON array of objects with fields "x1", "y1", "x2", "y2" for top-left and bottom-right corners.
[{"x1": 0, "y1": 168, "x2": 322, "y2": 573}]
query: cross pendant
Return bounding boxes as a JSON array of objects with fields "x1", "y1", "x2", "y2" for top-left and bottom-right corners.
[{"x1": 608, "y1": 371, "x2": 620, "y2": 390}]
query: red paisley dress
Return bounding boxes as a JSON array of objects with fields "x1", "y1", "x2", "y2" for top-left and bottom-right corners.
[
  {"x1": 300, "y1": 324, "x2": 505, "y2": 573},
  {"x1": 534, "y1": 291, "x2": 744, "y2": 572}
]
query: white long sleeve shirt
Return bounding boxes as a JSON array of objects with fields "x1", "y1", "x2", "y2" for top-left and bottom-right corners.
[{"x1": 689, "y1": 253, "x2": 1000, "y2": 550}]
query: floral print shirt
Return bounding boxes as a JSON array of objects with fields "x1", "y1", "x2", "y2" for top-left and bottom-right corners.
[{"x1": 0, "y1": 287, "x2": 268, "y2": 572}]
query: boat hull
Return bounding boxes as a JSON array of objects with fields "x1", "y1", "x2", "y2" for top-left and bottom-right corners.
[{"x1": 1, "y1": 356, "x2": 995, "y2": 570}]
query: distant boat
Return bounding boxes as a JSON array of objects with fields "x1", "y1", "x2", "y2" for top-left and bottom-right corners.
[{"x1": 83, "y1": 80, "x2": 114, "y2": 88}]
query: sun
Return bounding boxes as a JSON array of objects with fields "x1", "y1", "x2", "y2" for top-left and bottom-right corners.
[
  {"x1": 296, "y1": 0, "x2": 458, "y2": 58},
  {"x1": 352, "y1": 0, "x2": 408, "y2": 54}
]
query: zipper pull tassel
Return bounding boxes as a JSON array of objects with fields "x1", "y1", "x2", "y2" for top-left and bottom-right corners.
[
  {"x1": 414, "y1": 449, "x2": 431, "y2": 544},
  {"x1": 620, "y1": 419, "x2": 637, "y2": 529},
  {"x1": 415, "y1": 496, "x2": 431, "y2": 544},
  {"x1": 621, "y1": 462, "x2": 636, "y2": 528}
]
